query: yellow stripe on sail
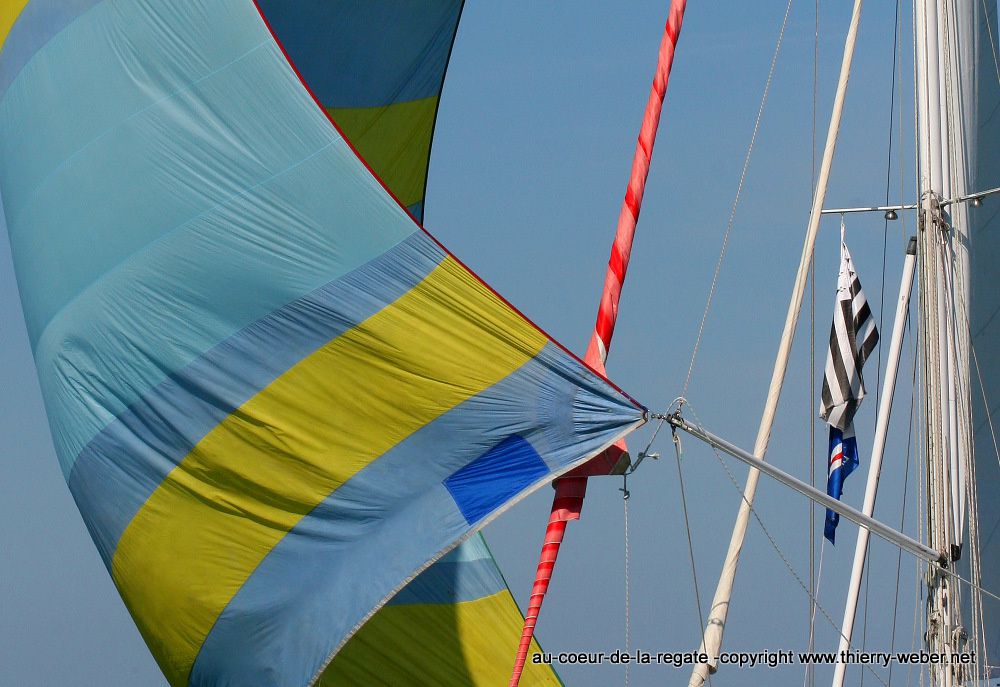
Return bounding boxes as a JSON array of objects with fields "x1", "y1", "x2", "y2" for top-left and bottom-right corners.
[
  {"x1": 111, "y1": 255, "x2": 548, "y2": 686},
  {"x1": 329, "y1": 96, "x2": 439, "y2": 208},
  {"x1": 319, "y1": 592, "x2": 562, "y2": 686},
  {"x1": 0, "y1": 1, "x2": 29, "y2": 50}
]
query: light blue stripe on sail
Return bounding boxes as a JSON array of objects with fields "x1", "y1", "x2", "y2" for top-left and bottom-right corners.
[
  {"x1": 68, "y1": 234, "x2": 442, "y2": 567},
  {"x1": 0, "y1": 0, "x2": 103, "y2": 99},
  {"x1": 0, "y1": 0, "x2": 423, "y2": 475},
  {"x1": 388, "y1": 536, "x2": 506, "y2": 606},
  {"x1": 190, "y1": 343, "x2": 643, "y2": 687}
]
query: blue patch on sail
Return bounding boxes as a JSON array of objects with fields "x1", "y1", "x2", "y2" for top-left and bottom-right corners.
[{"x1": 444, "y1": 435, "x2": 548, "y2": 524}]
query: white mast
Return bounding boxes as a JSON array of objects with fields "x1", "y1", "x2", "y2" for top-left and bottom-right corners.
[
  {"x1": 917, "y1": 0, "x2": 973, "y2": 683},
  {"x1": 916, "y1": 2, "x2": 950, "y2": 684},
  {"x1": 688, "y1": 3, "x2": 866, "y2": 684},
  {"x1": 830, "y1": 4, "x2": 976, "y2": 683},
  {"x1": 830, "y1": 238, "x2": 917, "y2": 687}
]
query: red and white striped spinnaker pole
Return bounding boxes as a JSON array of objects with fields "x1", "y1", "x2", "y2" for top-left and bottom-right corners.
[{"x1": 510, "y1": 2, "x2": 687, "y2": 684}]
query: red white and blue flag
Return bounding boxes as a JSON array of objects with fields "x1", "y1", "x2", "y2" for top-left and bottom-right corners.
[
  {"x1": 825, "y1": 425, "x2": 860, "y2": 543},
  {"x1": 820, "y1": 236, "x2": 878, "y2": 544}
]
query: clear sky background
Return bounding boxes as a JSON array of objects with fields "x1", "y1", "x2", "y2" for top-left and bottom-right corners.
[{"x1": 1, "y1": 2, "x2": 936, "y2": 685}]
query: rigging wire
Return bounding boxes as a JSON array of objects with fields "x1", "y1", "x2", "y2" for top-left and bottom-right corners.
[
  {"x1": 888, "y1": 313, "x2": 918, "y2": 687},
  {"x1": 860, "y1": 546, "x2": 872, "y2": 687},
  {"x1": 860, "y1": 2, "x2": 904, "y2": 677},
  {"x1": 861, "y1": 0, "x2": 902, "y2": 676},
  {"x1": 941, "y1": 16, "x2": 975, "y2": 655},
  {"x1": 622, "y1": 477, "x2": 631, "y2": 687},
  {"x1": 673, "y1": 401, "x2": 891, "y2": 687},
  {"x1": 671, "y1": 429, "x2": 708, "y2": 661},
  {"x1": 632, "y1": 401, "x2": 711, "y2": 686},
  {"x1": 969, "y1": 6, "x2": 1000, "y2": 669},
  {"x1": 806, "y1": 6, "x2": 819, "y2": 687},
  {"x1": 877, "y1": 0, "x2": 902, "y2": 426},
  {"x1": 915, "y1": 300, "x2": 927, "y2": 687},
  {"x1": 680, "y1": 0, "x2": 796, "y2": 399},
  {"x1": 916, "y1": 297, "x2": 928, "y2": 687},
  {"x1": 908, "y1": 5, "x2": 929, "y2": 684},
  {"x1": 913, "y1": 0, "x2": 953, "y2": 677},
  {"x1": 969, "y1": 338, "x2": 1000, "y2": 675},
  {"x1": 806, "y1": 248, "x2": 817, "y2": 687},
  {"x1": 886, "y1": 4, "x2": 914, "y2": 680},
  {"x1": 965, "y1": 363, "x2": 986, "y2": 684},
  {"x1": 940, "y1": 566, "x2": 1000, "y2": 606},
  {"x1": 925, "y1": 173, "x2": 1000, "y2": 678},
  {"x1": 802, "y1": 540, "x2": 825, "y2": 687},
  {"x1": 910, "y1": 555, "x2": 922, "y2": 687},
  {"x1": 937, "y1": 192, "x2": 987, "y2": 675},
  {"x1": 934, "y1": 5, "x2": 986, "y2": 677},
  {"x1": 981, "y1": 0, "x2": 1000, "y2": 88},
  {"x1": 970, "y1": 346, "x2": 1000, "y2": 476},
  {"x1": 685, "y1": 384, "x2": 1000, "y2": 679}
]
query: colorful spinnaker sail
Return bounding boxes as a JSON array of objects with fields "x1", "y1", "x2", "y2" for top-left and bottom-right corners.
[
  {"x1": 0, "y1": 2, "x2": 645, "y2": 686},
  {"x1": 256, "y1": 2, "x2": 564, "y2": 684},
  {"x1": 257, "y1": 0, "x2": 462, "y2": 223},
  {"x1": 256, "y1": 2, "x2": 562, "y2": 683}
]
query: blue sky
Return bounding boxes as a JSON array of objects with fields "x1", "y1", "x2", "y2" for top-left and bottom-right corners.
[{"x1": 1, "y1": 2, "x2": 930, "y2": 685}]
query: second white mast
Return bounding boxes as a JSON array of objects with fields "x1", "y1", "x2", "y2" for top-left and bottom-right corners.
[
  {"x1": 830, "y1": 237, "x2": 917, "y2": 687},
  {"x1": 689, "y1": 3, "x2": 866, "y2": 684}
]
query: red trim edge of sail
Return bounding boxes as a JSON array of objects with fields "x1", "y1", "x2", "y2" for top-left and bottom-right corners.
[{"x1": 249, "y1": 0, "x2": 645, "y2": 414}]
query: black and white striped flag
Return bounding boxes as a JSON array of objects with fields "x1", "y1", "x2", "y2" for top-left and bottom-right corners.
[{"x1": 820, "y1": 238, "x2": 879, "y2": 431}]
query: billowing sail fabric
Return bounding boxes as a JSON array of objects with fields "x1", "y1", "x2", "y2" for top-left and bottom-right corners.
[
  {"x1": 253, "y1": 2, "x2": 559, "y2": 684},
  {"x1": 320, "y1": 535, "x2": 558, "y2": 685},
  {"x1": 257, "y1": 0, "x2": 460, "y2": 223},
  {"x1": 0, "y1": 3, "x2": 644, "y2": 687}
]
